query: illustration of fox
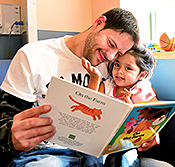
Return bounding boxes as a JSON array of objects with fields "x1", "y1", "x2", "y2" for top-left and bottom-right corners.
[{"x1": 69, "y1": 95, "x2": 102, "y2": 121}]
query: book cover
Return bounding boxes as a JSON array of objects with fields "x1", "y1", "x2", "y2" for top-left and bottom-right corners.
[
  {"x1": 102, "y1": 101, "x2": 175, "y2": 155},
  {"x1": 43, "y1": 76, "x2": 175, "y2": 157}
]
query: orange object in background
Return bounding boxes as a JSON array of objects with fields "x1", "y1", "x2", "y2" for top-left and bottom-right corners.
[{"x1": 159, "y1": 32, "x2": 175, "y2": 51}]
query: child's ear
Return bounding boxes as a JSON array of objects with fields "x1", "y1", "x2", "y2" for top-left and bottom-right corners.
[
  {"x1": 139, "y1": 71, "x2": 148, "y2": 80},
  {"x1": 92, "y1": 16, "x2": 107, "y2": 30}
]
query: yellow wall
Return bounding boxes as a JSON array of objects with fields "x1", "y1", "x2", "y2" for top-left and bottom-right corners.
[
  {"x1": 36, "y1": 0, "x2": 120, "y2": 32},
  {"x1": 91, "y1": 0, "x2": 120, "y2": 22},
  {"x1": 36, "y1": 0, "x2": 92, "y2": 32}
]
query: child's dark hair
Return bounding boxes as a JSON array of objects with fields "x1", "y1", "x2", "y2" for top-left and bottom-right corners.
[{"x1": 108, "y1": 45, "x2": 156, "y2": 79}]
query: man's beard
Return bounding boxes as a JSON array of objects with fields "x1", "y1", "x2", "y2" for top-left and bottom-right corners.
[{"x1": 83, "y1": 31, "x2": 98, "y2": 64}]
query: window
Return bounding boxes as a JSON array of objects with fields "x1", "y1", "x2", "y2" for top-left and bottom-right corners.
[{"x1": 121, "y1": 0, "x2": 175, "y2": 42}]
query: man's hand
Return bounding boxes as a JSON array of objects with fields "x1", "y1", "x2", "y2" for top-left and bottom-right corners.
[
  {"x1": 11, "y1": 105, "x2": 56, "y2": 152},
  {"x1": 137, "y1": 133, "x2": 160, "y2": 151}
]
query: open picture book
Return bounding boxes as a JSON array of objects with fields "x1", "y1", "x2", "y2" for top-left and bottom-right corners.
[{"x1": 43, "y1": 76, "x2": 175, "y2": 158}]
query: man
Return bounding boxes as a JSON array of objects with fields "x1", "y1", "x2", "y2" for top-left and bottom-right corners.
[{"x1": 0, "y1": 8, "x2": 142, "y2": 166}]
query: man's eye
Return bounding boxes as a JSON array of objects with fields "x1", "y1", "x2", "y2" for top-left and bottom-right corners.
[{"x1": 109, "y1": 40, "x2": 114, "y2": 48}]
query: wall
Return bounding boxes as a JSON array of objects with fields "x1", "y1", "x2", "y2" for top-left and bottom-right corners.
[
  {"x1": 36, "y1": 0, "x2": 120, "y2": 40},
  {"x1": 91, "y1": 0, "x2": 120, "y2": 22},
  {"x1": 36, "y1": 0, "x2": 92, "y2": 32},
  {"x1": 150, "y1": 58, "x2": 175, "y2": 101}
]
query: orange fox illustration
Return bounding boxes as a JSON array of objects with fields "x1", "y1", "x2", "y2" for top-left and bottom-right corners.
[{"x1": 69, "y1": 95, "x2": 102, "y2": 121}]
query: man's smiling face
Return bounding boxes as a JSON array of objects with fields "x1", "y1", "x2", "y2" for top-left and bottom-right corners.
[{"x1": 83, "y1": 28, "x2": 134, "y2": 66}]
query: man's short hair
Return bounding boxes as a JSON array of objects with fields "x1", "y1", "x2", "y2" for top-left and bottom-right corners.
[{"x1": 102, "y1": 8, "x2": 140, "y2": 44}]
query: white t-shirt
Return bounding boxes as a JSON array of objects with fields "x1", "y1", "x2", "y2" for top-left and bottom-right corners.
[{"x1": 1, "y1": 36, "x2": 108, "y2": 106}]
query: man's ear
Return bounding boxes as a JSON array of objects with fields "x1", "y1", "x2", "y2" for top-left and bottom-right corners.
[
  {"x1": 92, "y1": 16, "x2": 107, "y2": 30},
  {"x1": 139, "y1": 71, "x2": 148, "y2": 80}
]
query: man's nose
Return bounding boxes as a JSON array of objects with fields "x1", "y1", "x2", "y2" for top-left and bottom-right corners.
[{"x1": 105, "y1": 50, "x2": 118, "y2": 61}]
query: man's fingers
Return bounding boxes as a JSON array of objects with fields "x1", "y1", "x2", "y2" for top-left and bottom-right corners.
[
  {"x1": 14, "y1": 117, "x2": 53, "y2": 131},
  {"x1": 14, "y1": 105, "x2": 51, "y2": 121},
  {"x1": 11, "y1": 105, "x2": 54, "y2": 152},
  {"x1": 13, "y1": 128, "x2": 56, "y2": 152},
  {"x1": 13, "y1": 124, "x2": 56, "y2": 141}
]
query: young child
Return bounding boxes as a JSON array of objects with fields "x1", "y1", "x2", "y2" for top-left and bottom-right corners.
[
  {"x1": 82, "y1": 45, "x2": 158, "y2": 166},
  {"x1": 82, "y1": 45, "x2": 158, "y2": 104}
]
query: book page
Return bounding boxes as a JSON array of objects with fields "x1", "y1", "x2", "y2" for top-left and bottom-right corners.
[{"x1": 43, "y1": 76, "x2": 132, "y2": 157}]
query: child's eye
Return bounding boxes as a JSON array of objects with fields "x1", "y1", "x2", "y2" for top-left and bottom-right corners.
[
  {"x1": 114, "y1": 62, "x2": 119, "y2": 67},
  {"x1": 126, "y1": 67, "x2": 132, "y2": 70}
]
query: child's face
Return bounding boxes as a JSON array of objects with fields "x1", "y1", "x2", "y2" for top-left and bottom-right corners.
[{"x1": 112, "y1": 53, "x2": 141, "y2": 89}]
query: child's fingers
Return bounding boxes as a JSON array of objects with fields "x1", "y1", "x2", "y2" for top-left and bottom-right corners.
[
  {"x1": 82, "y1": 57, "x2": 97, "y2": 74},
  {"x1": 82, "y1": 57, "x2": 90, "y2": 70},
  {"x1": 123, "y1": 88, "x2": 130, "y2": 93},
  {"x1": 122, "y1": 89, "x2": 132, "y2": 96},
  {"x1": 81, "y1": 57, "x2": 86, "y2": 68},
  {"x1": 137, "y1": 133, "x2": 160, "y2": 152},
  {"x1": 82, "y1": 57, "x2": 90, "y2": 66}
]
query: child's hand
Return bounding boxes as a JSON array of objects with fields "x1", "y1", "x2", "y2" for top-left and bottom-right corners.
[
  {"x1": 137, "y1": 132, "x2": 160, "y2": 151},
  {"x1": 81, "y1": 57, "x2": 101, "y2": 79},
  {"x1": 119, "y1": 88, "x2": 133, "y2": 105}
]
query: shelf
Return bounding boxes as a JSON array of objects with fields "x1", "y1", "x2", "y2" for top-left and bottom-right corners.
[{"x1": 153, "y1": 51, "x2": 175, "y2": 59}]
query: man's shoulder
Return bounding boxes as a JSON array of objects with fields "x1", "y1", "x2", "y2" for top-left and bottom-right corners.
[
  {"x1": 17, "y1": 37, "x2": 65, "y2": 62},
  {"x1": 21, "y1": 37, "x2": 63, "y2": 51}
]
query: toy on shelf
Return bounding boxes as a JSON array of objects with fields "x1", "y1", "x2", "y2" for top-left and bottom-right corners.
[
  {"x1": 159, "y1": 32, "x2": 175, "y2": 52},
  {"x1": 142, "y1": 42, "x2": 162, "y2": 52}
]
